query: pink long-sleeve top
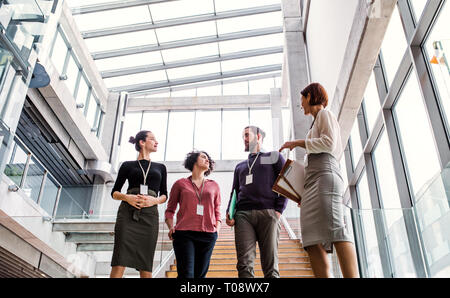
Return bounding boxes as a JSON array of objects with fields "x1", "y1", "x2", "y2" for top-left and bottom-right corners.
[{"x1": 165, "y1": 176, "x2": 222, "y2": 233}]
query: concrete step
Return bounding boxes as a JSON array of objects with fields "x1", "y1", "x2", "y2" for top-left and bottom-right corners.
[
  {"x1": 175, "y1": 256, "x2": 310, "y2": 264},
  {"x1": 211, "y1": 251, "x2": 308, "y2": 258},
  {"x1": 170, "y1": 262, "x2": 311, "y2": 271},
  {"x1": 212, "y1": 246, "x2": 304, "y2": 252},
  {"x1": 166, "y1": 268, "x2": 314, "y2": 278}
]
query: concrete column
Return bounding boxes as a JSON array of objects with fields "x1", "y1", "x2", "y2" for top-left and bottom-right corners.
[
  {"x1": 281, "y1": 0, "x2": 312, "y2": 161},
  {"x1": 270, "y1": 88, "x2": 283, "y2": 150}
]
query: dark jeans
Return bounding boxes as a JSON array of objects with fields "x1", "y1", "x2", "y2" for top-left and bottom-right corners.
[{"x1": 172, "y1": 230, "x2": 218, "y2": 278}]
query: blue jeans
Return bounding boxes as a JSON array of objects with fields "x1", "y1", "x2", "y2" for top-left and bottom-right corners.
[{"x1": 172, "y1": 230, "x2": 218, "y2": 278}]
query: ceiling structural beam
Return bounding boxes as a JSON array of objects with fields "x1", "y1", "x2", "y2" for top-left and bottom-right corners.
[
  {"x1": 101, "y1": 46, "x2": 283, "y2": 78},
  {"x1": 129, "y1": 72, "x2": 281, "y2": 97},
  {"x1": 92, "y1": 26, "x2": 284, "y2": 59},
  {"x1": 71, "y1": 0, "x2": 176, "y2": 15},
  {"x1": 109, "y1": 64, "x2": 282, "y2": 93},
  {"x1": 127, "y1": 95, "x2": 272, "y2": 111},
  {"x1": 82, "y1": 4, "x2": 282, "y2": 38}
]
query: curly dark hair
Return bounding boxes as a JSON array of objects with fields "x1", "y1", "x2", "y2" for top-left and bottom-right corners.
[
  {"x1": 300, "y1": 82, "x2": 329, "y2": 107},
  {"x1": 183, "y1": 150, "x2": 215, "y2": 176}
]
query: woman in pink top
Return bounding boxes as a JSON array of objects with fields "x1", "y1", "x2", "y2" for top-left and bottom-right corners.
[{"x1": 165, "y1": 150, "x2": 221, "y2": 278}]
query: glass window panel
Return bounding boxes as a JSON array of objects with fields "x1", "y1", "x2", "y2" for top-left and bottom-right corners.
[
  {"x1": 39, "y1": 174, "x2": 59, "y2": 216},
  {"x1": 141, "y1": 92, "x2": 171, "y2": 98},
  {"x1": 222, "y1": 109, "x2": 249, "y2": 160},
  {"x1": 51, "y1": 31, "x2": 68, "y2": 75},
  {"x1": 249, "y1": 108, "x2": 273, "y2": 152},
  {"x1": 170, "y1": 89, "x2": 197, "y2": 97},
  {"x1": 149, "y1": 0, "x2": 214, "y2": 22},
  {"x1": 216, "y1": 12, "x2": 282, "y2": 35},
  {"x1": 141, "y1": 111, "x2": 168, "y2": 162},
  {"x1": 155, "y1": 21, "x2": 217, "y2": 44},
  {"x1": 222, "y1": 81, "x2": 248, "y2": 95},
  {"x1": 84, "y1": 30, "x2": 158, "y2": 53},
  {"x1": 73, "y1": 6, "x2": 152, "y2": 32},
  {"x1": 65, "y1": 54, "x2": 80, "y2": 97},
  {"x1": 166, "y1": 62, "x2": 221, "y2": 80},
  {"x1": 119, "y1": 112, "x2": 142, "y2": 162},
  {"x1": 165, "y1": 111, "x2": 195, "y2": 161},
  {"x1": 424, "y1": 1, "x2": 450, "y2": 135},
  {"x1": 219, "y1": 34, "x2": 283, "y2": 54},
  {"x1": 86, "y1": 95, "x2": 99, "y2": 129},
  {"x1": 373, "y1": 131, "x2": 402, "y2": 210},
  {"x1": 363, "y1": 71, "x2": 381, "y2": 134},
  {"x1": 194, "y1": 110, "x2": 222, "y2": 160},
  {"x1": 103, "y1": 70, "x2": 167, "y2": 88},
  {"x1": 410, "y1": 0, "x2": 428, "y2": 21},
  {"x1": 275, "y1": 76, "x2": 282, "y2": 88},
  {"x1": 22, "y1": 156, "x2": 45, "y2": 203},
  {"x1": 249, "y1": 78, "x2": 275, "y2": 94},
  {"x1": 215, "y1": 0, "x2": 280, "y2": 12},
  {"x1": 161, "y1": 43, "x2": 218, "y2": 63},
  {"x1": 394, "y1": 69, "x2": 441, "y2": 197},
  {"x1": 358, "y1": 171, "x2": 373, "y2": 210},
  {"x1": 357, "y1": 171, "x2": 384, "y2": 277},
  {"x1": 221, "y1": 53, "x2": 283, "y2": 73},
  {"x1": 281, "y1": 108, "x2": 290, "y2": 143},
  {"x1": 196, "y1": 85, "x2": 222, "y2": 96},
  {"x1": 380, "y1": 6, "x2": 408, "y2": 86},
  {"x1": 4, "y1": 143, "x2": 28, "y2": 186},
  {"x1": 350, "y1": 119, "x2": 363, "y2": 169},
  {"x1": 94, "y1": 52, "x2": 163, "y2": 72},
  {"x1": 76, "y1": 75, "x2": 89, "y2": 107}
]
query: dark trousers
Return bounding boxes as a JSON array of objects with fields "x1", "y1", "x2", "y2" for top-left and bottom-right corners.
[
  {"x1": 173, "y1": 230, "x2": 218, "y2": 278},
  {"x1": 235, "y1": 209, "x2": 281, "y2": 278}
]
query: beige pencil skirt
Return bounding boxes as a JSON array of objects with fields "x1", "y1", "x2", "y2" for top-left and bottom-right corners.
[{"x1": 300, "y1": 153, "x2": 353, "y2": 253}]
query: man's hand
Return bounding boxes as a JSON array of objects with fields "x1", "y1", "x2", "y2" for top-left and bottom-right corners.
[{"x1": 226, "y1": 214, "x2": 235, "y2": 227}]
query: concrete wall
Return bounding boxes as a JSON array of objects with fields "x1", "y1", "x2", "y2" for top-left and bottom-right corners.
[{"x1": 305, "y1": 0, "x2": 360, "y2": 103}]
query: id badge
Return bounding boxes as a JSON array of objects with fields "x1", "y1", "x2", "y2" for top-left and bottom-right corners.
[
  {"x1": 197, "y1": 204, "x2": 204, "y2": 216},
  {"x1": 140, "y1": 184, "x2": 148, "y2": 195},
  {"x1": 246, "y1": 174, "x2": 253, "y2": 185}
]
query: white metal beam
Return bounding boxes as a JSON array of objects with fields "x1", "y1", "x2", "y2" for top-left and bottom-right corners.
[
  {"x1": 109, "y1": 64, "x2": 282, "y2": 93},
  {"x1": 92, "y1": 27, "x2": 283, "y2": 59},
  {"x1": 127, "y1": 95, "x2": 271, "y2": 111},
  {"x1": 71, "y1": 0, "x2": 176, "y2": 15},
  {"x1": 101, "y1": 46, "x2": 283, "y2": 78},
  {"x1": 128, "y1": 72, "x2": 281, "y2": 97},
  {"x1": 82, "y1": 4, "x2": 282, "y2": 38}
]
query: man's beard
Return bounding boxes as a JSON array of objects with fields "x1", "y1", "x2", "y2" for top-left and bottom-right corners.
[{"x1": 245, "y1": 141, "x2": 257, "y2": 152}]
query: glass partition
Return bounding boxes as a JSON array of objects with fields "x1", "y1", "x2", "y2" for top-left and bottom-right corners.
[
  {"x1": 414, "y1": 163, "x2": 450, "y2": 277},
  {"x1": 22, "y1": 155, "x2": 45, "y2": 203}
]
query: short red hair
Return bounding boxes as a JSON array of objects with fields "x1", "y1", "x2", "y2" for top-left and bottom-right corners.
[{"x1": 300, "y1": 83, "x2": 328, "y2": 107}]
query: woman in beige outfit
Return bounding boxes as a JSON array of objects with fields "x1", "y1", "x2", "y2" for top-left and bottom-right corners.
[{"x1": 280, "y1": 83, "x2": 358, "y2": 278}]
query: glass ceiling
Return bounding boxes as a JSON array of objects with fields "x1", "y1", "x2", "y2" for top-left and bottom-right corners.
[{"x1": 66, "y1": 0, "x2": 284, "y2": 97}]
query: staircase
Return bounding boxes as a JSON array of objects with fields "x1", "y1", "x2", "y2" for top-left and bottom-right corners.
[{"x1": 166, "y1": 221, "x2": 314, "y2": 278}]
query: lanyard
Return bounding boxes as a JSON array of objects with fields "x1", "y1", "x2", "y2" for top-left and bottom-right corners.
[
  {"x1": 191, "y1": 178, "x2": 205, "y2": 205},
  {"x1": 247, "y1": 152, "x2": 261, "y2": 175},
  {"x1": 137, "y1": 160, "x2": 151, "y2": 185}
]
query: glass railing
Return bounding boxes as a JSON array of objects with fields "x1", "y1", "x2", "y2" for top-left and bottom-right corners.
[
  {"x1": 351, "y1": 207, "x2": 417, "y2": 277},
  {"x1": 3, "y1": 137, "x2": 62, "y2": 217},
  {"x1": 413, "y1": 162, "x2": 450, "y2": 277}
]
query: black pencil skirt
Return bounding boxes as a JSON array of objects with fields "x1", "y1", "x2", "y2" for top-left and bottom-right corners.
[{"x1": 111, "y1": 199, "x2": 159, "y2": 272}]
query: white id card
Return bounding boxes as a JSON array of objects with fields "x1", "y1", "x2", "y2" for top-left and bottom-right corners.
[
  {"x1": 246, "y1": 174, "x2": 253, "y2": 185},
  {"x1": 197, "y1": 204, "x2": 204, "y2": 216},
  {"x1": 140, "y1": 184, "x2": 148, "y2": 195}
]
